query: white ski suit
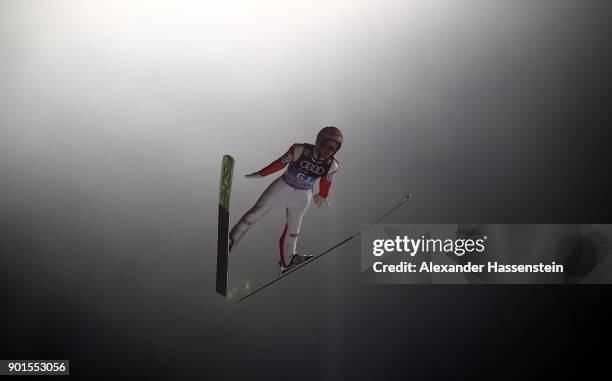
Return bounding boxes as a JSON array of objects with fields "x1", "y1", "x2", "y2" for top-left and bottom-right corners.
[{"x1": 229, "y1": 143, "x2": 339, "y2": 266}]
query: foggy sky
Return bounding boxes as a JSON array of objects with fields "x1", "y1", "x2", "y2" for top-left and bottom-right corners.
[{"x1": 1, "y1": 1, "x2": 611, "y2": 379}]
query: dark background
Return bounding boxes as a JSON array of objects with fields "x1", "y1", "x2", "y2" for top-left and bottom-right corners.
[{"x1": 1, "y1": 0, "x2": 611, "y2": 379}]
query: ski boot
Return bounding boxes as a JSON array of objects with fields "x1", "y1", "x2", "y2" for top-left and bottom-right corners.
[{"x1": 280, "y1": 254, "x2": 313, "y2": 273}]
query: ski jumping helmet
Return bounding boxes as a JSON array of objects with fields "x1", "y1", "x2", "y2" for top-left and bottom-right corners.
[{"x1": 315, "y1": 126, "x2": 343, "y2": 152}]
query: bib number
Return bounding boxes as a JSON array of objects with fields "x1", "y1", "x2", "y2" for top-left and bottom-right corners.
[{"x1": 296, "y1": 172, "x2": 314, "y2": 183}]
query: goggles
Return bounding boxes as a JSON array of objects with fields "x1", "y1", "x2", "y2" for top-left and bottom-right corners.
[{"x1": 319, "y1": 139, "x2": 340, "y2": 151}]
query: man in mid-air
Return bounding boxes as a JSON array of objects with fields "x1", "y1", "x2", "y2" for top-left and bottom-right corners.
[{"x1": 229, "y1": 126, "x2": 343, "y2": 272}]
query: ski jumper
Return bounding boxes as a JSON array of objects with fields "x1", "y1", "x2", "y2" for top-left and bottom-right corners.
[{"x1": 229, "y1": 143, "x2": 339, "y2": 266}]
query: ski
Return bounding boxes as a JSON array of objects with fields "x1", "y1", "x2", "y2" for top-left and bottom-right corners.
[
  {"x1": 233, "y1": 193, "x2": 412, "y2": 303},
  {"x1": 216, "y1": 155, "x2": 235, "y2": 296}
]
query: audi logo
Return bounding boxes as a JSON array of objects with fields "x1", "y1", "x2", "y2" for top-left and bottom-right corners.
[{"x1": 300, "y1": 161, "x2": 324, "y2": 175}]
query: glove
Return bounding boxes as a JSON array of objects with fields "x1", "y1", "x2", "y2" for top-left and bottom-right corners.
[
  {"x1": 313, "y1": 193, "x2": 330, "y2": 208},
  {"x1": 245, "y1": 171, "x2": 263, "y2": 179}
]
